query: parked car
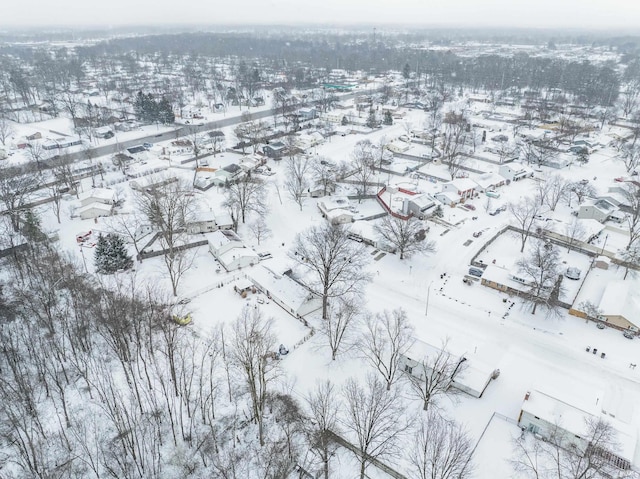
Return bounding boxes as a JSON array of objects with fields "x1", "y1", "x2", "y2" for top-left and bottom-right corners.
[
  {"x1": 142, "y1": 142, "x2": 153, "y2": 149},
  {"x1": 257, "y1": 252, "x2": 273, "y2": 260},
  {"x1": 462, "y1": 204, "x2": 476, "y2": 211},
  {"x1": 565, "y1": 267, "x2": 582, "y2": 280},
  {"x1": 472, "y1": 231, "x2": 482, "y2": 238},
  {"x1": 468, "y1": 266, "x2": 484, "y2": 278},
  {"x1": 623, "y1": 330, "x2": 635, "y2": 339}
]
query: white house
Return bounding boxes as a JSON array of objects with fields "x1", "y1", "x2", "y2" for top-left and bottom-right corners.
[
  {"x1": 318, "y1": 197, "x2": 354, "y2": 225},
  {"x1": 441, "y1": 178, "x2": 477, "y2": 201},
  {"x1": 435, "y1": 191, "x2": 462, "y2": 207},
  {"x1": 518, "y1": 388, "x2": 636, "y2": 471},
  {"x1": 472, "y1": 172, "x2": 506, "y2": 193},
  {"x1": 78, "y1": 188, "x2": 115, "y2": 208},
  {"x1": 208, "y1": 230, "x2": 259, "y2": 271},
  {"x1": 577, "y1": 199, "x2": 619, "y2": 223},
  {"x1": 77, "y1": 202, "x2": 113, "y2": 220},
  {"x1": 249, "y1": 265, "x2": 322, "y2": 319},
  {"x1": 598, "y1": 281, "x2": 640, "y2": 331},
  {"x1": 187, "y1": 211, "x2": 218, "y2": 234},
  {"x1": 398, "y1": 338, "x2": 496, "y2": 399},
  {"x1": 499, "y1": 163, "x2": 534, "y2": 182},
  {"x1": 403, "y1": 193, "x2": 436, "y2": 218}
]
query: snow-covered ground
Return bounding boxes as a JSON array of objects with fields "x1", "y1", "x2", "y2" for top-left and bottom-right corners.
[{"x1": 11, "y1": 89, "x2": 640, "y2": 478}]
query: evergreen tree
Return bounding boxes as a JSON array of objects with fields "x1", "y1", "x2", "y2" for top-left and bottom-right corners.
[
  {"x1": 383, "y1": 110, "x2": 393, "y2": 125},
  {"x1": 94, "y1": 233, "x2": 133, "y2": 274},
  {"x1": 21, "y1": 209, "x2": 46, "y2": 242},
  {"x1": 366, "y1": 109, "x2": 378, "y2": 129},
  {"x1": 158, "y1": 97, "x2": 175, "y2": 124}
]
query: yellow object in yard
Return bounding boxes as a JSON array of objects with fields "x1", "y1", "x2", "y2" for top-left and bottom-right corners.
[{"x1": 172, "y1": 313, "x2": 192, "y2": 326}]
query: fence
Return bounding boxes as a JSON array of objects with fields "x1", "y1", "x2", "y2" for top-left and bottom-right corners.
[
  {"x1": 326, "y1": 431, "x2": 408, "y2": 479},
  {"x1": 137, "y1": 239, "x2": 208, "y2": 261}
]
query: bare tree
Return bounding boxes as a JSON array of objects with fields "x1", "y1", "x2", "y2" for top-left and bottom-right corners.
[
  {"x1": 0, "y1": 163, "x2": 38, "y2": 232},
  {"x1": 304, "y1": 380, "x2": 341, "y2": 479},
  {"x1": 509, "y1": 198, "x2": 544, "y2": 253},
  {"x1": 565, "y1": 217, "x2": 586, "y2": 253},
  {"x1": 224, "y1": 175, "x2": 267, "y2": 227},
  {"x1": 621, "y1": 182, "x2": 640, "y2": 249},
  {"x1": 248, "y1": 217, "x2": 272, "y2": 246},
  {"x1": 564, "y1": 181, "x2": 597, "y2": 208},
  {"x1": 409, "y1": 410, "x2": 474, "y2": 479},
  {"x1": 404, "y1": 339, "x2": 467, "y2": 411},
  {"x1": 540, "y1": 174, "x2": 569, "y2": 211},
  {"x1": 283, "y1": 154, "x2": 310, "y2": 210},
  {"x1": 441, "y1": 111, "x2": 469, "y2": 180},
  {"x1": 522, "y1": 138, "x2": 558, "y2": 168},
  {"x1": 0, "y1": 116, "x2": 14, "y2": 146},
  {"x1": 350, "y1": 139, "x2": 376, "y2": 200},
  {"x1": 291, "y1": 222, "x2": 370, "y2": 320},
  {"x1": 311, "y1": 160, "x2": 337, "y2": 197},
  {"x1": 619, "y1": 243, "x2": 640, "y2": 280},
  {"x1": 322, "y1": 295, "x2": 361, "y2": 361},
  {"x1": 342, "y1": 374, "x2": 411, "y2": 479},
  {"x1": 621, "y1": 144, "x2": 640, "y2": 173},
  {"x1": 374, "y1": 215, "x2": 436, "y2": 260},
  {"x1": 229, "y1": 306, "x2": 277, "y2": 447},
  {"x1": 359, "y1": 308, "x2": 414, "y2": 390},
  {"x1": 134, "y1": 176, "x2": 197, "y2": 294},
  {"x1": 517, "y1": 240, "x2": 563, "y2": 315},
  {"x1": 512, "y1": 417, "x2": 631, "y2": 479},
  {"x1": 105, "y1": 212, "x2": 148, "y2": 258}
]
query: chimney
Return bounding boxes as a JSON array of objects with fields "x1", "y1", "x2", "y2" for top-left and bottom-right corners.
[{"x1": 524, "y1": 391, "x2": 530, "y2": 401}]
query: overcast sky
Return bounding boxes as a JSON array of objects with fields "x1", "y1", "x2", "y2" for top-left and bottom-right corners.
[{"x1": 2, "y1": 0, "x2": 640, "y2": 29}]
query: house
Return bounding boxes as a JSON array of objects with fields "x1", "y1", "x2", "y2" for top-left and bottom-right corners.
[
  {"x1": 263, "y1": 141, "x2": 287, "y2": 159},
  {"x1": 386, "y1": 140, "x2": 411, "y2": 154},
  {"x1": 208, "y1": 230, "x2": 259, "y2": 271},
  {"x1": 398, "y1": 338, "x2": 496, "y2": 399},
  {"x1": 542, "y1": 218, "x2": 604, "y2": 245},
  {"x1": 212, "y1": 163, "x2": 244, "y2": 185},
  {"x1": 238, "y1": 155, "x2": 263, "y2": 172},
  {"x1": 473, "y1": 173, "x2": 506, "y2": 193},
  {"x1": 545, "y1": 156, "x2": 571, "y2": 169},
  {"x1": 78, "y1": 188, "x2": 115, "y2": 208},
  {"x1": 598, "y1": 281, "x2": 640, "y2": 331},
  {"x1": 435, "y1": 191, "x2": 461, "y2": 207},
  {"x1": 249, "y1": 265, "x2": 322, "y2": 319},
  {"x1": 518, "y1": 388, "x2": 636, "y2": 471},
  {"x1": 26, "y1": 132, "x2": 42, "y2": 141},
  {"x1": 187, "y1": 211, "x2": 218, "y2": 234},
  {"x1": 403, "y1": 193, "x2": 436, "y2": 219},
  {"x1": 499, "y1": 163, "x2": 534, "y2": 182},
  {"x1": 480, "y1": 264, "x2": 534, "y2": 295},
  {"x1": 95, "y1": 126, "x2": 114, "y2": 139},
  {"x1": 308, "y1": 181, "x2": 336, "y2": 198},
  {"x1": 577, "y1": 199, "x2": 618, "y2": 223},
  {"x1": 298, "y1": 107, "x2": 317, "y2": 121},
  {"x1": 77, "y1": 202, "x2": 113, "y2": 220},
  {"x1": 441, "y1": 178, "x2": 477, "y2": 201},
  {"x1": 317, "y1": 197, "x2": 354, "y2": 225}
]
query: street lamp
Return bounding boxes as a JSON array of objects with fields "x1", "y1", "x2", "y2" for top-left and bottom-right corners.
[{"x1": 425, "y1": 280, "x2": 434, "y2": 317}]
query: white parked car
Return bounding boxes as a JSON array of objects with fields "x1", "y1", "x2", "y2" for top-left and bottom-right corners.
[{"x1": 565, "y1": 267, "x2": 581, "y2": 280}]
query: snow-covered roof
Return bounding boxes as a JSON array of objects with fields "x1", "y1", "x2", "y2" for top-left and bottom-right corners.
[
  {"x1": 78, "y1": 187, "x2": 115, "y2": 203},
  {"x1": 249, "y1": 265, "x2": 321, "y2": 317},
  {"x1": 521, "y1": 389, "x2": 637, "y2": 463},
  {"x1": 481, "y1": 264, "x2": 530, "y2": 293},
  {"x1": 407, "y1": 193, "x2": 435, "y2": 209},
  {"x1": 318, "y1": 196, "x2": 350, "y2": 212},
  {"x1": 435, "y1": 191, "x2": 461, "y2": 204},
  {"x1": 473, "y1": 172, "x2": 505, "y2": 189},
  {"x1": 76, "y1": 202, "x2": 112, "y2": 214},
  {"x1": 444, "y1": 178, "x2": 477, "y2": 192},
  {"x1": 191, "y1": 210, "x2": 217, "y2": 223},
  {"x1": 599, "y1": 281, "x2": 640, "y2": 324}
]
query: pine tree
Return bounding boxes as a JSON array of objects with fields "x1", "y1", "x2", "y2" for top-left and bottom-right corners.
[
  {"x1": 94, "y1": 233, "x2": 133, "y2": 274},
  {"x1": 366, "y1": 109, "x2": 378, "y2": 129},
  {"x1": 383, "y1": 110, "x2": 393, "y2": 125}
]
